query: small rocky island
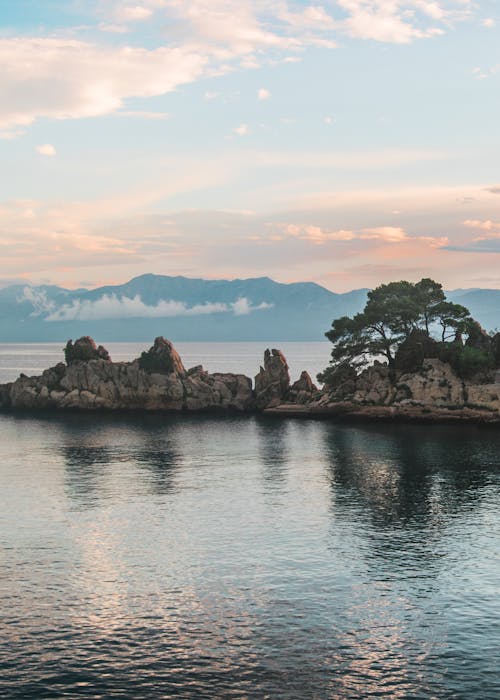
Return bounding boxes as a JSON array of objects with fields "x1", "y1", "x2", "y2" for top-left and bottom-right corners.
[
  {"x1": 0, "y1": 331, "x2": 500, "y2": 424},
  {"x1": 0, "y1": 336, "x2": 318, "y2": 414},
  {"x1": 2, "y1": 278, "x2": 500, "y2": 424}
]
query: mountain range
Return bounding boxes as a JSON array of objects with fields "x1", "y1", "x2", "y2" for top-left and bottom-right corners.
[{"x1": 0, "y1": 274, "x2": 498, "y2": 342}]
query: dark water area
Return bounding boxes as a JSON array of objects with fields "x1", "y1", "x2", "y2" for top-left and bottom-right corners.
[{"x1": 1, "y1": 411, "x2": 499, "y2": 699}]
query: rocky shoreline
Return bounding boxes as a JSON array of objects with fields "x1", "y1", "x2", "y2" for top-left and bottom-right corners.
[{"x1": 1, "y1": 335, "x2": 500, "y2": 424}]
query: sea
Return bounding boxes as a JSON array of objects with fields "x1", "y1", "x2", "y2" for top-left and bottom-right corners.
[{"x1": 0, "y1": 342, "x2": 499, "y2": 699}]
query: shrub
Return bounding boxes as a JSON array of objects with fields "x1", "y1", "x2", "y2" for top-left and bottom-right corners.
[{"x1": 437, "y1": 342, "x2": 494, "y2": 380}]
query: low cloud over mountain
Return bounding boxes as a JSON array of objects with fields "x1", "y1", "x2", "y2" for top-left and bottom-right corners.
[{"x1": 1, "y1": 273, "x2": 499, "y2": 342}]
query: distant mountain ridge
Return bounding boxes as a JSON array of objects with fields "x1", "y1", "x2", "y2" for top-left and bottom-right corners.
[{"x1": 0, "y1": 274, "x2": 498, "y2": 341}]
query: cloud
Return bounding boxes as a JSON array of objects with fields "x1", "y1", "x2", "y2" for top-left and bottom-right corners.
[
  {"x1": 463, "y1": 219, "x2": 500, "y2": 232},
  {"x1": 98, "y1": 23, "x2": 130, "y2": 33},
  {"x1": 258, "y1": 88, "x2": 271, "y2": 100},
  {"x1": 17, "y1": 286, "x2": 56, "y2": 316},
  {"x1": 0, "y1": 38, "x2": 207, "y2": 131},
  {"x1": 117, "y1": 110, "x2": 169, "y2": 119},
  {"x1": 272, "y1": 222, "x2": 447, "y2": 247},
  {"x1": 233, "y1": 123, "x2": 249, "y2": 136},
  {"x1": 118, "y1": 5, "x2": 153, "y2": 21},
  {"x1": 36, "y1": 144, "x2": 56, "y2": 156},
  {"x1": 482, "y1": 18, "x2": 496, "y2": 28},
  {"x1": 44, "y1": 293, "x2": 273, "y2": 321},
  {"x1": 231, "y1": 297, "x2": 273, "y2": 315},
  {"x1": 0, "y1": 1, "x2": 473, "y2": 133}
]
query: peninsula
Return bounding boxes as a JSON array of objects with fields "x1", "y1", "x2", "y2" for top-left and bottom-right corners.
[
  {"x1": 1, "y1": 333, "x2": 500, "y2": 424},
  {"x1": 2, "y1": 278, "x2": 500, "y2": 424}
]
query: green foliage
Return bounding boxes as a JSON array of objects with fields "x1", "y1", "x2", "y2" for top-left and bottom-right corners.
[
  {"x1": 321, "y1": 277, "x2": 478, "y2": 385},
  {"x1": 317, "y1": 361, "x2": 356, "y2": 387},
  {"x1": 138, "y1": 350, "x2": 174, "y2": 374},
  {"x1": 437, "y1": 343, "x2": 494, "y2": 379}
]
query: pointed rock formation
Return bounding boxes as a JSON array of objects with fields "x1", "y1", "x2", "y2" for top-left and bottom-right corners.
[
  {"x1": 254, "y1": 348, "x2": 290, "y2": 408},
  {"x1": 138, "y1": 336, "x2": 186, "y2": 376}
]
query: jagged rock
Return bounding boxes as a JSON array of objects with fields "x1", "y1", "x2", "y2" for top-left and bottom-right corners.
[
  {"x1": 2, "y1": 338, "x2": 254, "y2": 413},
  {"x1": 138, "y1": 336, "x2": 186, "y2": 376},
  {"x1": 64, "y1": 337, "x2": 110, "y2": 364},
  {"x1": 353, "y1": 362, "x2": 394, "y2": 405},
  {"x1": 288, "y1": 371, "x2": 318, "y2": 404},
  {"x1": 395, "y1": 359, "x2": 465, "y2": 406},
  {"x1": 395, "y1": 328, "x2": 438, "y2": 372},
  {"x1": 254, "y1": 348, "x2": 290, "y2": 408}
]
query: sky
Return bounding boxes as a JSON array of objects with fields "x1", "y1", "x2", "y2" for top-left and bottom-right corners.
[{"x1": 1, "y1": 0, "x2": 500, "y2": 292}]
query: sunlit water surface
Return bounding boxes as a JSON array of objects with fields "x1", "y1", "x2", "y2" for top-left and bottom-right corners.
[{"x1": 0, "y1": 345, "x2": 499, "y2": 698}]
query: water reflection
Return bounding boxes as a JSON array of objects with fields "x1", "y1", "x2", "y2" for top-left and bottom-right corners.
[
  {"x1": 1, "y1": 414, "x2": 499, "y2": 699},
  {"x1": 325, "y1": 424, "x2": 495, "y2": 526},
  {"x1": 63, "y1": 444, "x2": 112, "y2": 508},
  {"x1": 57, "y1": 416, "x2": 185, "y2": 505},
  {"x1": 256, "y1": 417, "x2": 290, "y2": 487}
]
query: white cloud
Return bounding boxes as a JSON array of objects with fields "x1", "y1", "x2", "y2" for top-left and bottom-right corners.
[
  {"x1": 233, "y1": 123, "x2": 249, "y2": 136},
  {"x1": 231, "y1": 297, "x2": 273, "y2": 315},
  {"x1": 117, "y1": 110, "x2": 169, "y2": 119},
  {"x1": 258, "y1": 87, "x2": 271, "y2": 100},
  {"x1": 44, "y1": 293, "x2": 273, "y2": 321},
  {"x1": 98, "y1": 23, "x2": 130, "y2": 33},
  {"x1": 334, "y1": 0, "x2": 467, "y2": 43},
  {"x1": 463, "y1": 219, "x2": 500, "y2": 232},
  {"x1": 36, "y1": 144, "x2": 56, "y2": 156},
  {"x1": 119, "y1": 5, "x2": 153, "y2": 21},
  {"x1": 482, "y1": 18, "x2": 496, "y2": 28},
  {"x1": 0, "y1": 38, "x2": 207, "y2": 131},
  {"x1": 17, "y1": 286, "x2": 56, "y2": 316},
  {"x1": 0, "y1": 1, "x2": 473, "y2": 134},
  {"x1": 274, "y1": 222, "x2": 447, "y2": 247}
]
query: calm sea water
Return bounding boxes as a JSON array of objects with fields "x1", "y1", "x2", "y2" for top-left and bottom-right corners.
[{"x1": 1, "y1": 345, "x2": 499, "y2": 699}]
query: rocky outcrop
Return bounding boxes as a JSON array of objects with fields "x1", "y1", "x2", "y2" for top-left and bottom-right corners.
[
  {"x1": 288, "y1": 371, "x2": 318, "y2": 404},
  {"x1": 64, "y1": 336, "x2": 110, "y2": 364},
  {"x1": 138, "y1": 336, "x2": 186, "y2": 375},
  {"x1": 3, "y1": 335, "x2": 500, "y2": 423},
  {"x1": 254, "y1": 348, "x2": 290, "y2": 408},
  {"x1": 1, "y1": 337, "x2": 253, "y2": 413},
  {"x1": 394, "y1": 328, "x2": 438, "y2": 372}
]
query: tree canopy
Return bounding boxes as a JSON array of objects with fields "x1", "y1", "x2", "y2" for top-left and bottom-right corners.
[{"x1": 319, "y1": 278, "x2": 486, "y2": 383}]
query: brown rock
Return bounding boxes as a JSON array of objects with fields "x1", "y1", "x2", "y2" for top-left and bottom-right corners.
[
  {"x1": 254, "y1": 348, "x2": 290, "y2": 408},
  {"x1": 138, "y1": 336, "x2": 186, "y2": 376}
]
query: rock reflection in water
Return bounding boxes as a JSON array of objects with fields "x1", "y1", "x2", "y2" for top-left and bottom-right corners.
[{"x1": 0, "y1": 414, "x2": 499, "y2": 699}]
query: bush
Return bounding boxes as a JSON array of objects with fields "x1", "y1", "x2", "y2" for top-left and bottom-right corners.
[
  {"x1": 138, "y1": 350, "x2": 175, "y2": 374},
  {"x1": 317, "y1": 362, "x2": 356, "y2": 387},
  {"x1": 437, "y1": 342, "x2": 494, "y2": 380}
]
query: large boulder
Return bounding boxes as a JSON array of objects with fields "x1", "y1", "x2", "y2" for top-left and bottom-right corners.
[
  {"x1": 64, "y1": 337, "x2": 110, "y2": 364},
  {"x1": 138, "y1": 336, "x2": 186, "y2": 376},
  {"x1": 394, "y1": 329, "x2": 438, "y2": 372},
  {"x1": 254, "y1": 348, "x2": 290, "y2": 408}
]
